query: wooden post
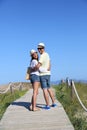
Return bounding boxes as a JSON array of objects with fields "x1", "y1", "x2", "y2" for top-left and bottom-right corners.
[
  {"x1": 66, "y1": 77, "x2": 70, "y2": 88},
  {"x1": 10, "y1": 85, "x2": 13, "y2": 94},
  {"x1": 71, "y1": 80, "x2": 75, "y2": 100},
  {"x1": 19, "y1": 84, "x2": 22, "y2": 91}
]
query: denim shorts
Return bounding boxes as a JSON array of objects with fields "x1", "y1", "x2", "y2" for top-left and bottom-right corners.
[
  {"x1": 30, "y1": 74, "x2": 40, "y2": 83},
  {"x1": 40, "y1": 75, "x2": 51, "y2": 89}
]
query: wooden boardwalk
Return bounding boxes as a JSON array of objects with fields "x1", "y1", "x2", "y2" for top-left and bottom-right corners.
[{"x1": 0, "y1": 88, "x2": 74, "y2": 130}]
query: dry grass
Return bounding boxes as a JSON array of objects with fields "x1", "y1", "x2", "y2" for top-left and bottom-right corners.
[{"x1": 0, "y1": 82, "x2": 32, "y2": 91}]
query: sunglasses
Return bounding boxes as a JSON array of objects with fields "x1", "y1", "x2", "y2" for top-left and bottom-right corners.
[{"x1": 37, "y1": 48, "x2": 44, "y2": 50}]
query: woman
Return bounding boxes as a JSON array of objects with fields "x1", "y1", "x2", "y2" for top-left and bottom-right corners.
[
  {"x1": 29, "y1": 49, "x2": 40, "y2": 111},
  {"x1": 29, "y1": 49, "x2": 50, "y2": 111}
]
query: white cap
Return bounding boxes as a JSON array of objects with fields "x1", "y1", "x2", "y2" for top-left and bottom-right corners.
[
  {"x1": 38, "y1": 42, "x2": 45, "y2": 48},
  {"x1": 30, "y1": 49, "x2": 37, "y2": 56}
]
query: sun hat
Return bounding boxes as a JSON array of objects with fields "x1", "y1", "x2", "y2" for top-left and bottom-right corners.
[
  {"x1": 30, "y1": 49, "x2": 37, "y2": 56},
  {"x1": 38, "y1": 42, "x2": 45, "y2": 48}
]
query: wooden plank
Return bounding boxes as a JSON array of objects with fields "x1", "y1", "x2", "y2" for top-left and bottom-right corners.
[{"x1": 0, "y1": 88, "x2": 74, "y2": 130}]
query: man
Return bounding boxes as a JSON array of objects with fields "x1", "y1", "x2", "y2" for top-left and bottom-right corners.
[{"x1": 36, "y1": 42, "x2": 57, "y2": 109}]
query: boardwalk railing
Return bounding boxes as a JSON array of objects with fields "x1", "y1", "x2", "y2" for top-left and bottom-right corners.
[
  {"x1": 1, "y1": 80, "x2": 87, "y2": 112},
  {"x1": 71, "y1": 80, "x2": 87, "y2": 112},
  {"x1": 0, "y1": 83, "x2": 22, "y2": 94}
]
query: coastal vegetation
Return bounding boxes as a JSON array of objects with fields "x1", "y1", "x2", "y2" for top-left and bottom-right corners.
[
  {"x1": 54, "y1": 82, "x2": 87, "y2": 130},
  {"x1": 0, "y1": 81, "x2": 87, "y2": 130}
]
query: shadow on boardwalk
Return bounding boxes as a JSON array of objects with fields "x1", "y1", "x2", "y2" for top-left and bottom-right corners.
[
  {"x1": 0, "y1": 88, "x2": 74, "y2": 130},
  {"x1": 11, "y1": 101, "x2": 45, "y2": 110},
  {"x1": 11, "y1": 101, "x2": 31, "y2": 110}
]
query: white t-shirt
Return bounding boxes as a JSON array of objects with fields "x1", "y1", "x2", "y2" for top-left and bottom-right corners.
[
  {"x1": 39, "y1": 52, "x2": 51, "y2": 76},
  {"x1": 30, "y1": 59, "x2": 48, "y2": 75},
  {"x1": 30, "y1": 59, "x2": 39, "y2": 75}
]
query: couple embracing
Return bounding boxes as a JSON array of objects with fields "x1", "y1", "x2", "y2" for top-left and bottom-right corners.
[{"x1": 29, "y1": 42, "x2": 57, "y2": 111}]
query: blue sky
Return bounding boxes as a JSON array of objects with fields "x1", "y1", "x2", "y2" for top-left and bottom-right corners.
[{"x1": 0, "y1": 0, "x2": 87, "y2": 84}]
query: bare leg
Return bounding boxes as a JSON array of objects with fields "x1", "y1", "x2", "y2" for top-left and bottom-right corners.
[
  {"x1": 29, "y1": 96, "x2": 33, "y2": 110},
  {"x1": 32, "y1": 82, "x2": 40, "y2": 111},
  {"x1": 47, "y1": 88, "x2": 55, "y2": 104},
  {"x1": 43, "y1": 88, "x2": 49, "y2": 106}
]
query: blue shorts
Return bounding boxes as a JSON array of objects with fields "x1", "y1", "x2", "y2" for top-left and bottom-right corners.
[
  {"x1": 40, "y1": 75, "x2": 51, "y2": 89},
  {"x1": 30, "y1": 74, "x2": 40, "y2": 83}
]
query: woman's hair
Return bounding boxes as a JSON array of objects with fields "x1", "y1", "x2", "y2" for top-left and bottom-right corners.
[{"x1": 31, "y1": 53, "x2": 39, "y2": 61}]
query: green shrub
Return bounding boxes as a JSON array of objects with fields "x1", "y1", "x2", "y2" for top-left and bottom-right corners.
[
  {"x1": 73, "y1": 117, "x2": 87, "y2": 130},
  {"x1": 54, "y1": 82, "x2": 87, "y2": 130}
]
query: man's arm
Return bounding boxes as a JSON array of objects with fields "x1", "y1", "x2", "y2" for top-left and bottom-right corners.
[
  {"x1": 30, "y1": 60, "x2": 50, "y2": 72},
  {"x1": 30, "y1": 62, "x2": 41, "y2": 72},
  {"x1": 36, "y1": 62, "x2": 42, "y2": 69}
]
